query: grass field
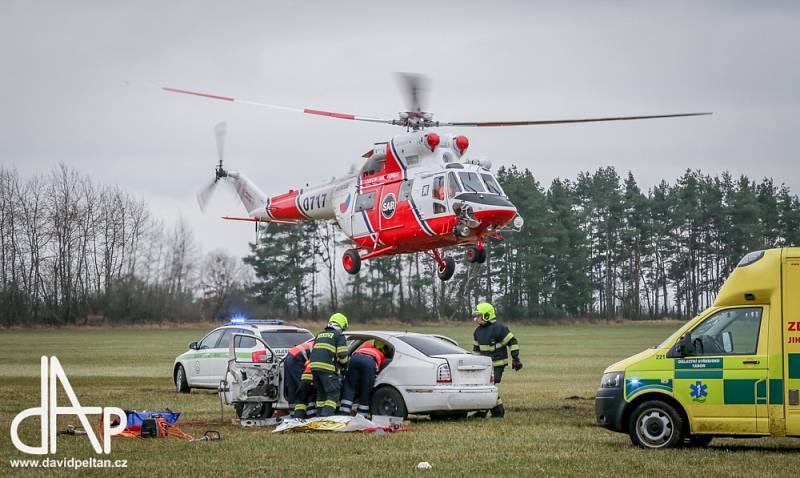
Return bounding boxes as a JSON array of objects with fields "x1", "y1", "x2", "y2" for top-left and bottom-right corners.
[{"x1": 1, "y1": 323, "x2": 798, "y2": 477}]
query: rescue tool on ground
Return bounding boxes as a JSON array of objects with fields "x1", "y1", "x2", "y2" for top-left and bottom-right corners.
[{"x1": 137, "y1": 74, "x2": 710, "y2": 281}]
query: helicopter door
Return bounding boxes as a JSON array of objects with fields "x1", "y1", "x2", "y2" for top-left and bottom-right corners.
[
  {"x1": 350, "y1": 189, "x2": 378, "y2": 239},
  {"x1": 414, "y1": 174, "x2": 448, "y2": 219}
]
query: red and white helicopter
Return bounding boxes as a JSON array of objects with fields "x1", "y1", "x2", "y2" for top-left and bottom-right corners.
[{"x1": 147, "y1": 75, "x2": 709, "y2": 281}]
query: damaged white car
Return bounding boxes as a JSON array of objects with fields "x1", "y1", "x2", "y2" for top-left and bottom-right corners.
[{"x1": 219, "y1": 331, "x2": 498, "y2": 419}]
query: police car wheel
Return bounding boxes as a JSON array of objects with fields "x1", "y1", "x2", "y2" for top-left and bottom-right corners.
[
  {"x1": 371, "y1": 387, "x2": 408, "y2": 419},
  {"x1": 628, "y1": 400, "x2": 683, "y2": 449},
  {"x1": 175, "y1": 365, "x2": 191, "y2": 393}
]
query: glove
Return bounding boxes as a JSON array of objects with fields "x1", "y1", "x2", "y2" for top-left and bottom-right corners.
[{"x1": 512, "y1": 357, "x2": 523, "y2": 371}]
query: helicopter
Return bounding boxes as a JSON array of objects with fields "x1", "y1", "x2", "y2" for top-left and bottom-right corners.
[{"x1": 144, "y1": 74, "x2": 710, "y2": 281}]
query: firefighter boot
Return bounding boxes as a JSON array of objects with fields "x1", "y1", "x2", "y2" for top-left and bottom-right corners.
[{"x1": 490, "y1": 403, "x2": 505, "y2": 418}]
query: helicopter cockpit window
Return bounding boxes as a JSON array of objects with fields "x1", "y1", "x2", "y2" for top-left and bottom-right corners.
[
  {"x1": 481, "y1": 173, "x2": 504, "y2": 195},
  {"x1": 458, "y1": 172, "x2": 486, "y2": 193},
  {"x1": 447, "y1": 172, "x2": 462, "y2": 198},
  {"x1": 360, "y1": 156, "x2": 385, "y2": 177},
  {"x1": 433, "y1": 176, "x2": 445, "y2": 201}
]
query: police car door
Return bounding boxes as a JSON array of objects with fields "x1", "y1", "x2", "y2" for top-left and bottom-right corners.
[
  {"x1": 195, "y1": 328, "x2": 226, "y2": 386},
  {"x1": 675, "y1": 306, "x2": 769, "y2": 435}
]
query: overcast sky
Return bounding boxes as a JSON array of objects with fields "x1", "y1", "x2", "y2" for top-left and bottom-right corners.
[{"x1": 2, "y1": 1, "x2": 798, "y2": 259}]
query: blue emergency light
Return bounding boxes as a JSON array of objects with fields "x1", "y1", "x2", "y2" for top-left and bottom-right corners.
[{"x1": 226, "y1": 315, "x2": 284, "y2": 326}]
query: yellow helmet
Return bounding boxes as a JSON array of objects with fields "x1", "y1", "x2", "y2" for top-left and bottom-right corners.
[
  {"x1": 473, "y1": 302, "x2": 496, "y2": 321},
  {"x1": 328, "y1": 312, "x2": 348, "y2": 330}
]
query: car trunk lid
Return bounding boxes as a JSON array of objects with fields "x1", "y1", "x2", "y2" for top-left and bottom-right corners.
[{"x1": 433, "y1": 354, "x2": 493, "y2": 385}]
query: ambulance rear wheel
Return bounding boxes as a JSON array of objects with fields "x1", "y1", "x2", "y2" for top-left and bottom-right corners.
[
  {"x1": 343, "y1": 249, "x2": 361, "y2": 275},
  {"x1": 437, "y1": 256, "x2": 456, "y2": 281},
  {"x1": 628, "y1": 400, "x2": 684, "y2": 449}
]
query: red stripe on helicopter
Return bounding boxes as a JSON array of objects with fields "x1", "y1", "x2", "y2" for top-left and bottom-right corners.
[
  {"x1": 303, "y1": 109, "x2": 355, "y2": 120},
  {"x1": 162, "y1": 87, "x2": 234, "y2": 102}
]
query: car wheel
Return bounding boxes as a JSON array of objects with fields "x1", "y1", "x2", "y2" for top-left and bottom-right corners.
[
  {"x1": 175, "y1": 365, "x2": 191, "y2": 393},
  {"x1": 234, "y1": 402, "x2": 274, "y2": 419},
  {"x1": 683, "y1": 435, "x2": 713, "y2": 447},
  {"x1": 371, "y1": 387, "x2": 408, "y2": 419},
  {"x1": 628, "y1": 400, "x2": 684, "y2": 449}
]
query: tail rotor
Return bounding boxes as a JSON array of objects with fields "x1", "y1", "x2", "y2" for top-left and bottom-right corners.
[{"x1": 197, "y1": 122, "x2": 229, "y2": 212}]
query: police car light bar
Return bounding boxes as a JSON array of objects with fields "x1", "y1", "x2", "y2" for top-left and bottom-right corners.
[{"x1": 226, "y1": 317, "x2": 284, "y2": 326}]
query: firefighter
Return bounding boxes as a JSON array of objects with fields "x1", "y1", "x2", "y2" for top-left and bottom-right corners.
[
  {"x1": 472, "y1": 302, "x2": 521, "y2": 418},
  {"x1": 284, "y1": 338, "x2": 315, "y2": 412},
  {"x1": 291, "y1": 360, "x2": 317, "y2": 419},
  {"x1": 309, "y1": 312, "x2": 349, "y2": 417},
  {"x1": 340, "y1": 340, "x2": 386, "y2": 416}
]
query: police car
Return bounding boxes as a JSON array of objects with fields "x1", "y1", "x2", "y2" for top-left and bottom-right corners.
[{"x1": 173, "y1": 319, "x2": 313, "y2": 393}]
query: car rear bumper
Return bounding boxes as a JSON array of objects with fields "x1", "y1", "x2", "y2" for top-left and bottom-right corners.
[{"x1": 401, "y1": 385, "x2": 498, "y2": 413}]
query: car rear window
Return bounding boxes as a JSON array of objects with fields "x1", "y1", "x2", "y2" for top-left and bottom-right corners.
[
  {"x1": 398, "y1": 335, "x2": 466, "y2": 356},
  {"x1": 260, "y1": 330, "x2": 314, "y2": 348}
]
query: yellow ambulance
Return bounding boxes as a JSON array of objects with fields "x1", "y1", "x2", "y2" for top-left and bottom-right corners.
[{"x1": 595, "y1": 248, "x2": 800, "y2": 448}]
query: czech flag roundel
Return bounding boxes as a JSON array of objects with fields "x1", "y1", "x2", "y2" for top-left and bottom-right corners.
[{"x1": 339, "y1": 194, "x2": 351, "y2": 213}]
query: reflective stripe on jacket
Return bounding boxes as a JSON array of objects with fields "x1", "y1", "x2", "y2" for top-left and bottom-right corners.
[
  {"x1": 473, "y1": 320, "x2": 519, "y2": 367},
  {"x1": 309, "y1": 326, "x2": 348, "y2": 373}
]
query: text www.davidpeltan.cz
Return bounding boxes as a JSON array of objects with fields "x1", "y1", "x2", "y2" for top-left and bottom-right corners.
[{"x1": 9, "y1": 457, "x2": 128, "y2": 470}]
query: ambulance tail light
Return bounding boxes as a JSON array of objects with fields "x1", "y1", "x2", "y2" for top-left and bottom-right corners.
[
  {"x1": 251, "y1": 350, "x2": 269, "y2": 363},
  {"x1": 490, "y1": 369, "x2": 495, "y2": 384},
  {"x1": 436, "y1": 363, "x2": 452, "y2": 384}
]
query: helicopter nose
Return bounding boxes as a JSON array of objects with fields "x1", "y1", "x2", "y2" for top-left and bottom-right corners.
[{"x1": 475, "y1": 208, "x2": 517, "y2": 227}]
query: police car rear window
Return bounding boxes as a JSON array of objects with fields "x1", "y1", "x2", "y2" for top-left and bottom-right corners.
[
  {"x1": 398, "y1": 335, "x2": 465, "y2": 356},
  {"x1": 260, "y1": 330, "x2": 314, "y2": 348}
]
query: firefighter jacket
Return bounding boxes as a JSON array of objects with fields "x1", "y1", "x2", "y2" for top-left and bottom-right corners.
[
  {"x1": 473, "y1": 320, "x2": 520, "y2": 367},
  {"x1": 309, "y1": 325, "x2": 348, "y2": 373}
]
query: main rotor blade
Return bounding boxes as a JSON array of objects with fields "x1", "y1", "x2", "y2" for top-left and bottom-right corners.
[
  {"x1": 214, "y1": 122, "x2": 226, "y2": 165},
  {"x1": 130, "y1": 82, "x2": 394, "y2": 125},
  {"x1": 440, "y1": 112, "x2": 712, "y2": 127},
  {"x1": 395, "y1": 72, "x2": 429, "y2": 113}
]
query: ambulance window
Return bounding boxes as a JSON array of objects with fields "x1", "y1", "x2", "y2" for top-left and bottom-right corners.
[
  {"x1": 688, "y1": 307, "x2": 762, "y2": 356},
  {"x1": 481, "y1": 174, "x2": 504, "y2": 195},
  {"x1": 459, "y1": 172, "x2": 486, "y2": 193},
  {"x1": 354, "y1": 192, "x2": 376, "y2": 212},
  {"x1": 448, "y1": 172, "x2": 462, "y2": 198},
  {"x1": 199, "y1": 328, "x2": 225, "y2": 349},
  {"x1": 433, "y1": 176, "x2": 445, "y2": 200}
]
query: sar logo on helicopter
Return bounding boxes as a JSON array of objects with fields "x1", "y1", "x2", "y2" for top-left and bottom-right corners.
[{"x1": 381, "y1": 193, "x2": 396, "y2": 219}]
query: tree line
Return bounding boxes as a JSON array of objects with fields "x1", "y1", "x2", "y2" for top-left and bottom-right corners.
[{"x1": 2, "y1": 164, "x2": 797, "y2": 325}]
